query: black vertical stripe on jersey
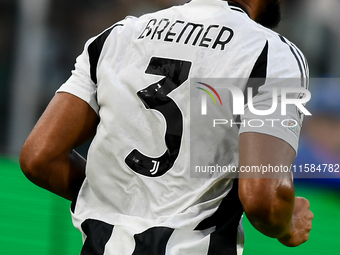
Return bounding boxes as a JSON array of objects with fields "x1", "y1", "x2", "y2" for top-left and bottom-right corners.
[
  {"x1": 131, "y1": 227, "x2": 174, "y2": 255},
  {"x1": 291, "y1": 44, "x2": 307, "y2": 77},
  {"x1": 279, "y1": 35, "x2": 305, "y2": 87},
  {"x1": 194, "y1": 179, "x2": 243, "y2": 255},
  {"x1": 290, "y1": 42, "x2": 309, "y2": 89},
  {"x1": 88, "y1": 24, "x2": 123, "y2": 84},
  {"x1": 279, "y1": 36, "x2": 308, "y2": 123},
  {"x1": 235, "y1": 41, "x2": 268, "y2": 126},
  {"x1": 244, "y1": 41, "x2": 268, "y2": 97},
  {"x1": 80, "y1": 219, "x2": 114, "y2": 255}
]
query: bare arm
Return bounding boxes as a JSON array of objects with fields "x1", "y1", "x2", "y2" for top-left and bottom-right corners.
[
  {"x1": 239, "y1": 132, "x2": 313, "y2": 247},
  {"x1": 20, "y1": 92, "x2": 99, "y2": 201}
]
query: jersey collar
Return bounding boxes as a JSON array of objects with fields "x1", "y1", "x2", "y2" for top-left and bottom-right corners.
[
  {"x1": 192, "y1": 0, "x2": 250, "y2": 17},
  {"x1": 227, "y1": 1, "x2": 250, "y2": 17}
]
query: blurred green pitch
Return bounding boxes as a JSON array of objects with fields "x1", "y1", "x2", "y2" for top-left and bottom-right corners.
[{"x1": 0, "y1": 157, "x2": 339, "y2": 254}]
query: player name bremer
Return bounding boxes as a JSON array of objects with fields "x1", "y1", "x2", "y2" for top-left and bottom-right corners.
[{"x1": 138, "y1": 18, "x2": 234, "y2": 50}]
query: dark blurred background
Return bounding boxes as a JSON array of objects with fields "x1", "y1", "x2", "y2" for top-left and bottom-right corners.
[{"x1": 0, "y1": 0, "x2": 339, "y2": 254}]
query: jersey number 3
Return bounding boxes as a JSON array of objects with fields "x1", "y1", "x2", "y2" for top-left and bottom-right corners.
[{"x1": 125, "y1": 57, "x2": 192, "y2": 177}]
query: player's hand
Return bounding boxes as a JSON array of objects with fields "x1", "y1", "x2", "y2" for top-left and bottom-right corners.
[{"x1": 277, "y1": 197, "x2": 314, "y2": 247}]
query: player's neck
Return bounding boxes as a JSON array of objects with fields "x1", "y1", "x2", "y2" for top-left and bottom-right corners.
[{"x1": 227, "y1": 0, "x2": 261, "y2": 21}]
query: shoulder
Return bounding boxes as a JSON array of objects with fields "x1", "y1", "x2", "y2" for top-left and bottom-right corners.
[
  {"x1": 258, "y1": 27, "x2": 308, "y2": 79},
  {"x1": 238, "y1": 20, "x2": 308, "y2": 79},
  {"x1": 226, "y1": 16, "x2": 308, "y2": 79}
]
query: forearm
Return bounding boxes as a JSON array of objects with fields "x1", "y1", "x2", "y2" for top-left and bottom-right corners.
[
  {"x1": 20, "y1": 93, "x2": 99, "y2": 201},
  {"x1": 241, "y1": 176, "x2": 295, "y2": 238},
  {"x1": 239, "y1": 132, "x2": 296, "y2": 238},
  {"x1": 20, "y1": 150, "x2": 86, "y2": 201}
]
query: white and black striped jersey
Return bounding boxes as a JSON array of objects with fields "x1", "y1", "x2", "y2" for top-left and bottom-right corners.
[{"x1": 57, "y1": 0, "x2": 308, "y2": 254}]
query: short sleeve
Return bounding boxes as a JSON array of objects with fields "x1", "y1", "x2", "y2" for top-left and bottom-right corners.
[
  {"x1": 239, "y1": 36, "x2": 310, "y2": 154},
  {"x1": 56, "y1": 37, "x2": 100, "y2": 115},
  {"x1": 239, "y1": 78, "x2": 308, "y2": 153}
]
